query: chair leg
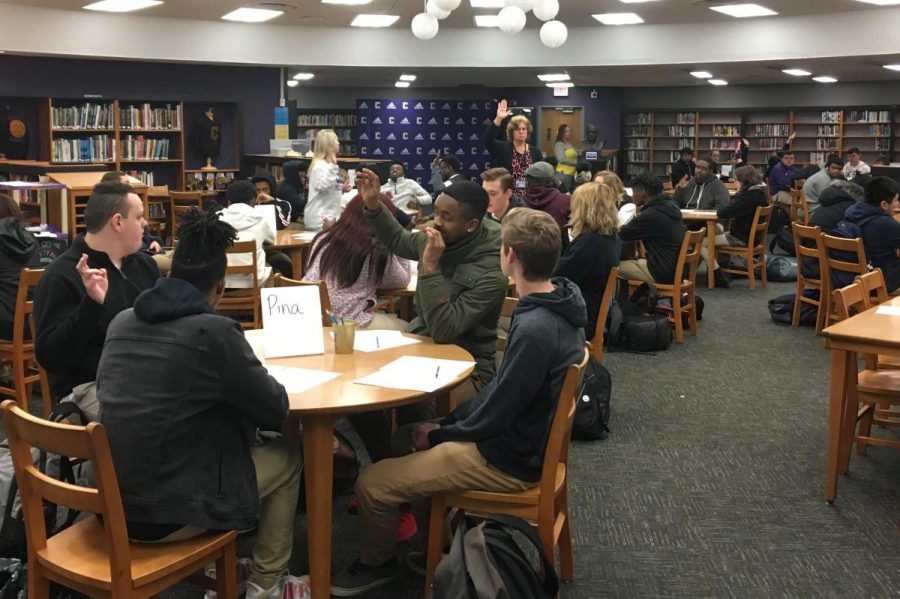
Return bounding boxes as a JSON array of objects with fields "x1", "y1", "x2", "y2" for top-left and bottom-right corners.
[
  {"x1": 28, "y1": 570, "x2": 50, "y2": 599},
  {"x1": 424, "y1": 495, "x2": 447, "y2": 596},
  {"x1": 12, "y1": 357, "x2": 27, "y2": 411},
  {"x1": 557, "y1": 489, "x2": 574, "y2": 582},
  {"x1": 792, "y1": 280, "x2": 804, "y2": 328},
  {"x1": 537, "y1": 517, "x2": 558, "y2": 589},
  {"x1": 857, "y1": 403, "x2": 874, "y2": 456},
  {"x1": 747, "y1": 251, "x2": 756, "y2": 291},
  {"x1": 671, "y1": 293, "x2": 684, "y2": 343},
  {"x1": 759, "y1": 250, "x2": 768, "y2": 288},
  {"x1": 215, "y1": 541, "x2": 237, "y2": 599},
  {"x1": 687, "y1": 289, "x2": 698, "y2": 336}
]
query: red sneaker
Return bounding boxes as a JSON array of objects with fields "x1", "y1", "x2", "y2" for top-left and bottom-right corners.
[{"x1": 396, "y1": 509, "x2": 418, "y2": 542}]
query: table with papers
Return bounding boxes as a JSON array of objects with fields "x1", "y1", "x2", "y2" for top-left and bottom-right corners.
[{"x1": 273, "y1": 229, "x2": 316, "y2": 278}]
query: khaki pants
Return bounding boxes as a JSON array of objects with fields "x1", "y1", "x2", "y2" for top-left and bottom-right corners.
[
  {"x1": 773, "y1": 190, "x2": 792, "y2": 208},
  {"x1": 365, "y1": 312, "x2": 409, "y2": 331},
  {"x1": 356, "y1": 441, "x2": 532, "y2": 566},
  {"x1": 618, "y1": 258, "x2": 655, "y2": 283},
  {"x1": 699, "y1": 223, "x2": 730, "y2": 271}
]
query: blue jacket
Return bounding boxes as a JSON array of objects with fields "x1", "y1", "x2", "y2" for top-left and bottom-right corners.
[{"x1": 843, "y1": 201, "x2": 900, "y2": 292}]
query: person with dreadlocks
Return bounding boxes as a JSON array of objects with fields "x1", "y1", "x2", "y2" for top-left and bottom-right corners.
[{"x1": 97, "y1": 209, "x2": 304, "y2": 599}]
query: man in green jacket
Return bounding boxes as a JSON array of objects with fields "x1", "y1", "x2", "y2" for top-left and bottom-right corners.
[{"x1": 350, "y1": 169, "x2": 508, "y2": 460}]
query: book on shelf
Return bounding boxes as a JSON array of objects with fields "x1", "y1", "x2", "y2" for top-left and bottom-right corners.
[
  {"x1": 817, "y1": 125, "x2": 839, "y2": 137},
  {"x1": 51, "y1": 135, "x2": 115, "y2": 163},
  {"x1": 753, "y1": 124, "x2": 789, "y2": 137},
  {"x1": 51, "y1": 102, "x2": 114, "y2": 130},
  {"x1": 120, "y1": 135, "x2": 172, "y2": 160},
  {"x1": 625, "y1": 150, "x2": 649, "y2": 162},
  {"x1": 845, "y1": 110, "x2": 890, "y2": 124},
  {"x1": 334, "y1": 113, "x2": 356, "y2": 127},
  {"x1": 628, "y1": 125, "x2": 650, "y2": 137},
  {"x1": 666, "y1": 125, "x2": 695, "y2": 137},
  {"x1": 675, "y1": 112, "x2": 696, "y2": 125},
  {"x1": 820, "y1": 111, "x2": 841, "y2": 123},
  {"x1": 119, "y1": 103, "x2": 182, "y2": 130},
  {"x1": 634, "y1": 113, "x2": 652, "y2": 125},
  {"x1": 627, "y1": 139, "x2": 649, "y2": 150},
  {"x1": 297, "y1": 114, "x2": 333, "y2": 126},
  {"x1": 709, "y1": 125, "x2": 740, "y2": 137}
]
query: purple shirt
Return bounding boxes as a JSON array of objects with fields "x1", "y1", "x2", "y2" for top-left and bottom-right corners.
[{"x1": 769, "y1": 161, "x2": 797, "y2": 195}]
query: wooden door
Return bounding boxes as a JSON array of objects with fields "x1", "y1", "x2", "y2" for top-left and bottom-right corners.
[{"x1": 539, "y1": 107, "x2": 583, "y2": 158}]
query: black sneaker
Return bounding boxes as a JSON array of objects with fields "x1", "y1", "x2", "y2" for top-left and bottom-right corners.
[
  {"x1": 405, "y1": 550, "x2": 426, "y2": 576},
  {"x1": 714, "y1": 269, "x2": 731, "y2": 288},
  {"x1": 330, "y1": 557, "x2": 400, "y2": 597}
]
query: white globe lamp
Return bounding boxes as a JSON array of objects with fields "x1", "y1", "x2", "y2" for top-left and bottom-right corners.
[
  {"x1": 498, "y1": 6, "x2": 527, "y2": 34},
  {"x1": 426, "y1": 0, "x2": 450, "y2": 19},
  {"x1": 432, "y1": 0, "x2": 461, "y2": 11},
  {"x1": 540, "y1": 20, "x2": 567, "y2": 48},
  {"x1": 505, "y1": 0, "x2": 537, "y2": 11},
  {"x1": 411, "y1": 13, "x2": 439, "y2": 40},
  {"x1": 533, "y1": 0, "x2": 559, "y2": 22}
]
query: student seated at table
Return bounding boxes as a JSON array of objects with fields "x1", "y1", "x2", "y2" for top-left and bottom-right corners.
[
  {"x1": 617, "y1": 174, "x2": 685, "y2": 285},
  {"x1": 99, "y1": 171, "x2": 168, "y2": 270},
  {"x1": 717, "y1": 165, "x2": 769, "y2": 247},
  {"x1": 843, "y1": 176, "x2": 900, "y2": 294},
  {"x1": 34, "y1": 181, "x2": 159, "y2": 420},
  {"x1": 304, "y1": 195, "x2": 411, "y2": 332},
  {"x1": 0, "y1": 194, "x2": 38, "y2": 340},
  {"x1": 97, "y1": 210, "x2": 302, "y2": 599},
  {"x1": 251, "y1": 169, "x2": 293, "y2": 229},
  {"x1": 329, "y1": 208, "x2": 586, "y2": 596},
  {"x1": 552, "y1": 182, "x2": 620, "y2": 339}
]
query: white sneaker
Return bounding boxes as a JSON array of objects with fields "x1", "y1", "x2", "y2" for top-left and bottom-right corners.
[
  {"x1": 203, "y1": 557, "x2": 252, "y2": 598},
  {"x1": 245, "y1": 574, "x2": 311, "y2": 599}
]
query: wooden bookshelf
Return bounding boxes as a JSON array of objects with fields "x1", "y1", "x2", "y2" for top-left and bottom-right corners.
[{"x1": 296, "y1": 110, "x2": 358, "y2": 156}]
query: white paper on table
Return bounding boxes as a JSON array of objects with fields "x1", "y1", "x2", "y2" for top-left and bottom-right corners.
[
  {"x1": 264, "y1": 365, "x2": 340, "y2": 394},
  {"x1": 291, "y1": 231, "x2": 317, "y2": 241},
  {"x1": 876, "y1": 305, "x2": 900, "y2": 316},
  {"x1": 260, "y1": 286, "x2": 324, "y2": 358},
  {"x1": 332, "y1": 329, "x2": 422, "y2": 353},
  {"x1": 354, "y1": 355, "x2": 475, "y2": 392}
]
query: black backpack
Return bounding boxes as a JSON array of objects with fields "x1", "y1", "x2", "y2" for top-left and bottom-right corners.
[
  {"x1": 433, "y1": 514, "x2": 559, "y2": 599},
  {"x1": 608, "y1": 284, "x2": 673, "y2": 353},
  {"x1": 571, "y1": 357, "x2": 611, "y2": 441},
  {"x1": 768, "y1": 290, "x2": 819, "y2": 327}
]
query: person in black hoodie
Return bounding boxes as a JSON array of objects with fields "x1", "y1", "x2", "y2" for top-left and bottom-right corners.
[
  {"x1": 0, "y1": 195, "x2": 38, "y2": 340},
  {"x1": 618, "y1": 174, "x2": 686, "y2": 284},
  {"x1": 330, "y1": 209, "x2": 586, "y2": 597},
  {"x1": 552, "y1": 182, "x2": 621, "y2": 338},
  {"x1": 717, "y1": 165, "x2": 768, "y2": 245},
  {"x1": 97, "y1": 210, "x2": 302, "y2": 599},
  {"x1": 250, "y1": 169, "x2": 292, "y2": 229},
  {"x1": 276, "y1": 160, "x2": 308, "y2": 221},
  {"x1": 810, "y1": 176, "x2": 867, "y2": 235},
  {"x1": 843, "y1": 176, "x2": 900, "y2": 293}
]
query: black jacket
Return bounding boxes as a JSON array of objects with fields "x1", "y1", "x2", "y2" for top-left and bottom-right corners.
[
  {"x1": 843, "y1": 201, "x2": 900, "y2": 292},
  {"x1": 670, "y1": 159, "x2": 694, "y2": 186},
  {"x1": 250, "y1": 169, "x2": 291, "y2": 229},
  {"x1": 482, "y1": 122, "x2": 543, "y2": 173},
  {"x1": 276, "y1": 160, "x2": 308, "y2": 219},
  {"x1": 717, "y1": 186, "x2": 768, "y2": 244},
  {"x1": 98, "y1": 277, "x2": 288, "y2": 533},
  {"x1": 809, "y1": 179, "x2": 863, "y2": 235},
  {"x1": 34, "y1": 236, "x2": 159, "y2": 398},
  {"x1": 618, "y1": 197, "x2": 686, "y2": 284},
  {"x1": 429, "y1": 278, "x2": 586, "y2": 483},
  {"x1": 552, "y1": 232, "x2": 621, "y2": 339},
  {"x1": 0, "y1": 218, "x2": 38, "y2": 340}
]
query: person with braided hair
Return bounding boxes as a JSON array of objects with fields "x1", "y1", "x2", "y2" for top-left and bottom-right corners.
[{"x1": 97, "y1": 209, "x2": 304, "y2": 599}]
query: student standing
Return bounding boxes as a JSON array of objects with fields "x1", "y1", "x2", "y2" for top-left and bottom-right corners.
[{"x1": 305, "y1": 129, "x2": 349, "y2": 230}]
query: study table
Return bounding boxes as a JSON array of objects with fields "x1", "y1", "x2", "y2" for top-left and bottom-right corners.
[
  {"x1": 272, "y1": 229, "x2": 315, "y2": 278},
  {"x1": 680, "y1": 209, "x2": 719, "y2": 290},
  {"x1": 821, "y1": 297, "x2": 900, "y2": 504},
  {"x1": 244, "y1": 329, "x2": 474, "y2": 598}
]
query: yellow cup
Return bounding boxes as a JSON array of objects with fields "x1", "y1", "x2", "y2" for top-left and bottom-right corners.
[{"x1": 333, "y1": 321, "x2": 356, "y2": 354}]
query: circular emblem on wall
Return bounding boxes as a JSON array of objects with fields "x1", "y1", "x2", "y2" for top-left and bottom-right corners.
[{"x1": 8, "y1": 119, "x2": 26, "y2": 139}]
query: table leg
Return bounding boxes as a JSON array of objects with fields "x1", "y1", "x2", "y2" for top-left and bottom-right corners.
[
  {"x1": 706, "y1": 219, "x2": 715, "y2": 290},
  {"x1": 839, "y1": 359, "x2": 860, "y2": 475},
  {"x1": 302, "y1": 413, "x2": 338, "y2": 598},
  {"x1": 400, "y1": 296, "x2": 414, "y2": 322},
  {"x1": 825, "y1": 347, "x2": 852, "y2": 503},
  {"x1": 290, "y1": 249, "x2": 304, "y2": 279}
]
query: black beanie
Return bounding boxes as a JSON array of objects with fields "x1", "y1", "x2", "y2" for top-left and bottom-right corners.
[
  {"x1": 225, "y1": 180, "x2": 256, "y2": 205},
  {"x1": 441, "y1": 180, "x2": 488, "y2": 219}
]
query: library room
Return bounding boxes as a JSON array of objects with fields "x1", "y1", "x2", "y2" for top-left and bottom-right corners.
[{"x1": 1, "y1": 1, "x2": 900, "y2": 598}]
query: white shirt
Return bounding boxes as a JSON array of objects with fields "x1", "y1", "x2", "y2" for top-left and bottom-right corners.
[
  {"x1": 381, "y1": 177, "x2": 432, "y2": 210},
  {"x1": 305, "y1": 161, "x2": 342, "y2": 230},
  {"x1": 842, "y1": 161, "x2": 871, "y2": 181}
]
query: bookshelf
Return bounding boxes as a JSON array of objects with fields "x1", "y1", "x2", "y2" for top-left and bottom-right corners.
[
  {"x1": 842, "y1": 109, "x2": 891, "y2": 158},
  {"x1": 624, "y1": 112, "x2": 652, "y2": 178},
  {"x1": 698, "y1": 111, "x2": 741, "y2": 156},
  {"x1": 296, "y1": 110, "x2": 358, "y2": 156},
  {"x1": 46, "y1": 99, "x2": 116, "y2": 165},
  {"x1": 118, "y1": 100, "x2": 184, "y2": 188}
]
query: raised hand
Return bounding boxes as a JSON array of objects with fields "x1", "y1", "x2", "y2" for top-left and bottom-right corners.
[
  {"x1": 76, "y1": 253, "x2": 108, "y2": 305},
  {"x1": 494, "y1": 99, "x2": 510, "y2": 125},
  {"x1": 432, "y1": 151, "x2": 442, "y2": 166},
  {"x1": 678, "y1": 174, "x2": 690, "y2": 189},
  {"x1": 355, "y1": 168, "x2": 382, "y2": 211}
]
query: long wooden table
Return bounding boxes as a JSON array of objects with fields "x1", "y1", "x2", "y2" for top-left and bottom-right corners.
[
  {"x1": 273, "y1": 229, "x2": 315, "y2": 278},
  {"x1": 244, "y1": 329, "x2": 474, "y2": 598},
  {"x1": 680, "y1": 209, "x2": 719, "y2": 290},
  {"x1": 821, "y1": 296, "x2": 900, "y2": 504}
]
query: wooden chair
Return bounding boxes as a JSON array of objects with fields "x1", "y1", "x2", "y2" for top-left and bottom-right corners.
[
  {"x1": 820, "y1": 233, "x2": 869, "y2": 328},
  {"x1": 789, "y1": 189, "x2": 809, "y2": 225},
  {"x1": 0, "y1": 268, "x2": 53, "y2": 416},
  {"x1": 0, "y1": 400, "x2": 237, "y2": 598},
  {"x1": 853, "y1": 269, "x2": 900, "y2": 371},
  {"x1": 424, "y1": 346, "x2": 590, "y2": 596},
  {"x1": 273, "y1": 273, "x2": 333, "y2": 327},
  {"x1": 719, "y1": 204, "x2": 772, "y2": 291},
  {"x1": 628, "y1": 229, "x2": 704, "y2": 343},
  {"x1": 146, "y1": 185, "x2": 170, "y2": 240},
  {"x1": 169, "y1": 191, "x2": 203, "y2": 241},
  {"x1": 217, "y1": 240, "x2": 261, "y2": 329},
  {"x1": 590, "y1": 266, "x2": 619, "y2": 363},
  {"x1": 495, "y1": 296, "x2": 519, "y2": 353},
  {"x1": 791, "y1": 223, "x2": 826, "y2": 332}
]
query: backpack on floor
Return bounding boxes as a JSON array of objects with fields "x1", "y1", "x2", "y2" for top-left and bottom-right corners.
[
  {"x1": 572, "y1": 357, "x2": 612, "y2": 441},
  {"x1": 766, "y1": 256, "x2": 797, "y2": 282},
  {"x1": 608, "y1": 284, "x2": 673, "y2": 353},
  {"x1": 768, "y1": 291, "x2": 819, "y2": 327},
  {"x1": 433, "y1": 514, "x2": 559, "y2": 599}
]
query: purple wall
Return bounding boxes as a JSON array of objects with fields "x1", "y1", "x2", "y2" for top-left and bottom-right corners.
[{"x1": 0, "y1": 55, "x2": 279, "y2": 155}]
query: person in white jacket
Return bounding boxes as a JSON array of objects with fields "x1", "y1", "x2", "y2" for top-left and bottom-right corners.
[
  {"x1": 218, "y1": 180, "x2": 273, "y2": 288},
  {"x1": 305, "y1": 129, "x2": 349, "y2": 230},
  {"x1": 380, "y1": 160, "x2": 431, "y2": 212}
]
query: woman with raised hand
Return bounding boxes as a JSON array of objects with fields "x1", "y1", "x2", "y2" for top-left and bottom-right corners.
[{"x1": 483, "y1": 99, "x2": 543, "y2": 193}]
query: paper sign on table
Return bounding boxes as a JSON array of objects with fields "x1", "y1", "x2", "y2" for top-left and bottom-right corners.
[
  {"x1": 876, "y1": 305, "x2": 900, "y2": 316},
  {"x1": 355, "y1": 356, "x2": 475, "y2": 392},
  {"x1": 260, "y1": 286, "x2": 324, "y2": 358},
  {"x1": 331, "y1": 329, "x2": 422, "y2": 353},
  {"x1": 264, "y1": 365, "x2": 340, "y2": 394}
]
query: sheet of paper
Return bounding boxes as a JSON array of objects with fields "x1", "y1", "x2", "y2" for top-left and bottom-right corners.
[
  {"x1": 254, "y1": 204, "x2": 277, "y2": 234},
  {"x1": 331, "y1": 329, "x2": 422, "y2": 353},
  {"x1": 876, "y1": 305, "x2": 900, "y2": 316},
  {"x1": 291, "y1": 231, "x2": 317, "y2": 241},
  {"x1": 355, "y1": 356, "x2": 475, "y2": 392},
  {"x1": 260, "y1": 286, "x2": 324, "y2": 358},
  {"x1": 264, "y1": 365, "x2": 340, "y2": 394}
]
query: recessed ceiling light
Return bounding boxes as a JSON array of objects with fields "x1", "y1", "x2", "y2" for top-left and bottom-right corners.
[
  {"x1": 474, "y1": 14, "x2": 500, "y2": 27},
  {"x1": 690, "y1": 71, "x2": 713, "y2": 79},
  {"x1": 351, "y1": 14, "x2": 399, "y2": 27},
  {"x1": 395, "y1": 81, "x2": 411, "y2": 88},
  {"x1": 813, "y1": 76, "x2": 838, "y2": 83},
  {"x1": 221, "y1": 7, "x2": 283, "y2": 22},
  {"x1": 708, "y1": 79, "x2": 728, "y2": 86},
  {"x1": 470, "y1": 0, "x2": 505, "y2": 7},
  {"x1": 855, "y1": 0, "x2": 900, "y2": 5},
  {"x1": 782, "y1": 69, "x2": 812, "y2": 77},
  {"x1": 537, "y1": 73, "x2": 570, "y2": 82},
  {"x1": 292, "y1": 72, "x2": 315, "y2": 80},
  {"x1": 83, "y1": 0, "x2": 162, "y2": 12},
  {"x1": 710, "y1": 3, "x2": 776, "y2": 18},
  {"x1": 399, "y1": 74, "x2": 417, "y2": 82},
  {"x1": 592, "y1": 12, "x2": 644, "y2": 25},
  {"x1": 545, "y1": 82, "x2": 574, "y2": 88},
  {"x1": 618, "y1": 0, "x2": 659, "y2": 3},
  {"x1": 884, "y1": 64, "x2": 900, "y2": 72},
  {"x1": 286, "y1": 80, "x2": 299, "y2": 87},
  {"x1": 322, "y1": 0, "x2": 372, "y2": 4}
]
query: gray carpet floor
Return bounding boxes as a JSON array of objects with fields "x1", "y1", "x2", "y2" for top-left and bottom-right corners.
[{"x1": 19, "y1": 277, "x2": 900, "y2": 597}]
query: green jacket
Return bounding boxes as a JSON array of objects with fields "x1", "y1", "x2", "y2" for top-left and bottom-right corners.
[{"x1": 364, "y1": 203, "x2": 507, "y2": 382}]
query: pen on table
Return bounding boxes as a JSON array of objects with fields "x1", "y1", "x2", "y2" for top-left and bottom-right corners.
[
  {"x1": 435, "y1": 365, "x2": 440, "y2": 379},
  {"x1": 376, "y1": 335, "x2": 380, "y2": 349}
]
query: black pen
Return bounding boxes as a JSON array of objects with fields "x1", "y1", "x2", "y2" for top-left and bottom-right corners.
[{"x1": 435, "y1": 366, "x2": 440, "y2": 379}]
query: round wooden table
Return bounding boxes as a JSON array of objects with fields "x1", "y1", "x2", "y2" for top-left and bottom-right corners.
[
  {"x1": 273, "y1": 229, "x2": 315, "y2": 278},
  {"x1": 243, "y1": 329, "x2": 474, "y2": 598}
]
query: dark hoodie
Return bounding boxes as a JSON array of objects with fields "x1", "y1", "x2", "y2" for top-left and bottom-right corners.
[
  {"x1": 618, "y1": 196, "x2": 686, "y2": 284},
  {"x1": 276, "y1": 160, "x2": 308, "y2": 219},
  {"x1": 810, "y1": 179, "x2": 863, "y2": 235},
  {"x1": 717, "y1": 185, "x2": 768, "y2": 244},
  {"x1": 98, "y1": 277, "x2": 288, "y2": 534},
  {"x1": 521, "y1": 186, "x2": 571, "y2": 249},
  {"x1": 428, "y1": 278, "x2": 586, "y2": 483},
  {"x1": 250, "y1": 169, "x2": 291, "y2": 229},
  {"x1": 843, "y1": 201, "x2": 900, "y2": 292},
  {"x1": 0, "y1": 218, "x2": 37, "y2": 339}
]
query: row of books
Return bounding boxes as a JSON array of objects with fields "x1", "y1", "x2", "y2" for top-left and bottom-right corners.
[
  {"x1": 666, "y1": 126, "x2": 695, "y2": 137},
  {"x1": 126, "y1": 171, "x2": 154, "y2": 186},
  {"x1": 120, "y1": 103, "x2": 182, "y2": 130},
  {"x1": 300, "y1": 128, "x2": 354, "y2": 140},
  {"x1": 633, "y1": 113, "x2": 652, "y2": 125},
  {"x1": 866, "y1": 124, "x2": 892, "y2": 137},
  {"x1": 816, "y1": 139, "x2": 840, "y2": 151},
  {"x1": 752, "y1": 138, "x2": 788, "y2": 150},
  {"x1": 297, "y1": 114, "x2": 357, "y2": 127},
  {"x1": 625, "y1": 150, "x2": 649, "y2": 162},
  {"x1": 51, "y1": 103, "x2": 114, "y2": 130},
  {"x1": 120, "y1": 135, "x2": 172, "y2": 160},
  {"x1": 753, "y1": 124, "x2": 790, "y2": 137},
  {"x1": 820, "y1": 111, "x2": 841, "y2": 123},
  {"x1": 628, "y1": 125, "x2": 650, "y2": 137},
  {"x1": 818, "y1": 125, "x2": 840, "y2": 136},
  {"x1": 845, "y1": 110, "x2": 890, "y2": 123},
  {"x1": 707, "y1": 125, "x2": 740, "y2": 137},
  {"x1": 626, "y1": 139, "x2": 649, "y2": 149},
  {"x1": 51, "y1": 135, "x2": 115, "y2": 163},
  {"x1": 708, "y1": 141, "x2": 739, "y2": 151},
  {"x1": 675, "y1": 112, "x2": 696, "y2": 125}
]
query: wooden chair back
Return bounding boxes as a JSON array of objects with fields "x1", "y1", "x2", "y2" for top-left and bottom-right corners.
[
  {"x1": 495, "y1": 296, "x2": 519, "y2": 352},
  {"x1": 673, "y1": 228, "x2": 705, "y2": 289},
  {"x1": 831, "y1": 282, "x2": 869, "y2": 322},
  {"x1": 790, "y1": 223, "x2": 827, "y2": 331},
  {"x1": 146, "y1": 185, "x2": 169, "y2": 198},
  {"x1": 590, "y1": 266, "x2": 619, "y2": 363},
  {"x1": 539, "y1": 346, "x2": 590, "y2": 491},
  {"x1": 856, "y1": 268, "x2": 890, "y2": 306},
  {"x1": 169, "y1": 191, "x2": 203, "y2": 241},
  {"x1": 790, "y1": 189, "x2": 809, "y2": 225},
  {"x1": 724, "y1": 181, "x2": 739, "y2": 192},
  {"x1": 218, "y1": 240, "x2": 261, "y2": 329},
  {"x1": 820, "y1": 234, "x2": 869, "y2": 328},
  {"x1": 273, "y1": 273, "x2": 333, "y2": 327},
  {"x1": 747, "y1": 204, "x2": 773, "y2": 250},
  {"x1": 791, "y1": 223, "x2": 823, "y2": 272}
]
